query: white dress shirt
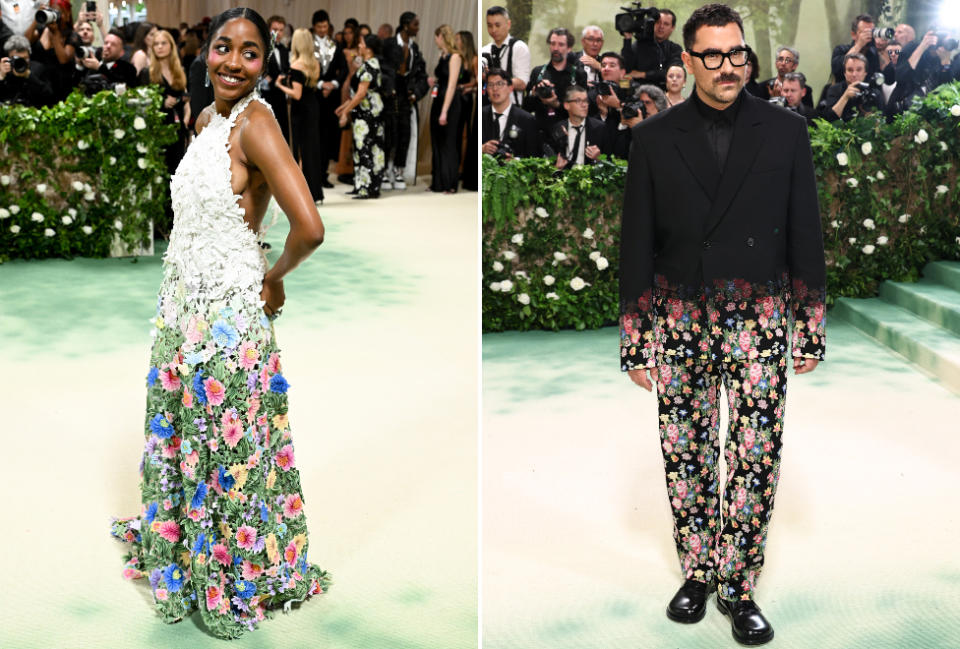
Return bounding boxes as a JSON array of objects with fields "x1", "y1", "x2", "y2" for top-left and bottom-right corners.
[
  {"x1": 481, "y1": 35, "x2": 530, "y2": 106},
  {"x1": 565, "y1": 119, "x2": 586, "y2": 165}
]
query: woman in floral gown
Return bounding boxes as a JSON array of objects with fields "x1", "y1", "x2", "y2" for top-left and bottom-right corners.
[
  {"x1": 110, "y1": 8, "x2": 330, "y2": 639},
  {"x1": 335, "y1": 34, "x2": 385, "y2": 199}
]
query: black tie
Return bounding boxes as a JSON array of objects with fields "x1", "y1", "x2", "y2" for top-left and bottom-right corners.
[
  {"x1": 493, "y1": 112, "x2": 502, "y2": 139},
  {"x1": 568, "y1": 125, "x2": 583, "y2": 164}
]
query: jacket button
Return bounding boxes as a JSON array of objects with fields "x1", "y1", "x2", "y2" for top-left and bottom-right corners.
[
  {"x1": 703, "y1": 241, "x2": 711, "y2": 249},
  {"x1": 746, "y1": 237, "x2": 755, "y2": 247}
]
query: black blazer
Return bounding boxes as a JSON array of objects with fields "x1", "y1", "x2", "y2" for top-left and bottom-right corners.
[
  {"x1": 619, "y1": 90, "x2": 825, "y2": 365},
  {"x1": 384, "y1": 36, "x2": 429, "y2": 101},
  {"x1": 549, "y1": 116, "x2": 610, "y2": 163},
  {"x1": 481, "y1": 104, "x2": 542, "y2": 158}
]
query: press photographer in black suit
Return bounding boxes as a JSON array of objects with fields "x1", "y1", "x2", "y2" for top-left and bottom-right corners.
[
  {"x1": 819, "y1": 52, "x2": 882, "y2": 122},
  {"x1": 0, "y1": 34, "x2": 54, "y2": 106},
  {"x1": 525, "y1": 28, "x2": 587, "y2": 142},
  {"x1": 589, "y1": 51, "x2": 631, "y2": 119},
  {"x1": 621, "y1": 8, "x2": 682, "y2": 90},
  {"x1": 552, "y1": 85, "x2": 609, "y2": 169},
  {"x1": 76, "y1": 28, "x2": 137, "y2": 91},
  {"x1": 885, "y1": 28, "x2": 957, "y2": 119},
  {"x1": 481, "y1": 67, "x2": 540, "y2": 159},
  {"x1": 311, "y1": 10, "x2": 347, "y2": 188},
  {"x1": 777, "y1": 71, "x2": 816, "y2": 124},
  {"x1": 830, "y1": 14, "x2": 881, "y2": 81}
]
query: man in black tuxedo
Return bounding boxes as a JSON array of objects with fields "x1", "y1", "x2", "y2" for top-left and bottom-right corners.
[
  {"x1": 79, "y1": 29, "x2": 137, "y2": 89},
  {"x1": 263, "y1": 15, "x2": 290, "y2": 144},
  {"x1": 621, "y1": 8, "x2": 683, "y2": 90},
  {"x1": 481, "y1": 67, "x2": 540, "y2": 159},
  {"x1": 551, "y1": 85, "x2": 609, "y2": 169},
  {"x1": 311, "y1": 10, "x2": 347, "y2": 187},
  {"x1": 383, "y1": 11, "x2": 428, "y2": 189},
  {"x1": 619, "y1": 5, "x2": 824, "y2": 645}
]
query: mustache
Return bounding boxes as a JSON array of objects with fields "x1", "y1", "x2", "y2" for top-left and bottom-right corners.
[{"x1": 715, "y1": 73, "x2": 741, "y2": 83}]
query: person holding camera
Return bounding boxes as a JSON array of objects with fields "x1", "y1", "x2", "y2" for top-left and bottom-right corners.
[
  {"x1": 481, "y1": 6, "x2": 530, "y2": 106},
  {"x1": 776, "y1": 72, "x2": 816, "y2": 124},
  {"x1": 757, "y1": 46, "x2": 813, "y2": 108},
  {"x1": 79, "y1": 28, "x2": 136, "y2": 90},
  {"x1": 23, "y1": 0, "x2": 75, "y2": 101},
  {"x1": 589, "y1": 50, "x2": 630, "y2": 120},
  {"x1": 830, "y1": 14, "x2": 881, "y2": 82},
  {"x1": 819, "y1": 52, "x2": 882, "y2": 122},
  {"x1": 481, "y1": 66, "x2": 540, "y2": 159},
  {"x1": 0, "y1": 33, "x2": 53, "y2": 105},
  {"x1": 885, "y1": 28, "x2": 956, "y2": 119},
  {"x1": 552, "y1": 85, "x2": 609, "y2": 170},
  {"x1": 525, "y1": 28, "x2": 587, "y2": 143},
  {"x1": 620, "y1": 8, "x2": 682, "y2": 91},
  {"x1": 575, "y1": 25, "x2": 604, "y2": 86}
]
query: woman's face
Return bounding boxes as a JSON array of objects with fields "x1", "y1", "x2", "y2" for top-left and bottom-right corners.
[
  {"x1": 455, "y1": 33, "x2": 463, "y2": 50},
  {"x1": 666, "y1": 66, "x2": 685, "y2": 92},
  {"x1": 207, "y1": 18, "x2": 265, "y2": 103},
  {"x1": 435, "y1": 32, "x2": 444, "y2": 50},
  {"x1": 343, "y1": 26, "x2": 354, "y2": 47},
  {"x1": 76, "y1": 22, "x2": 94, "y2": 45},
  {"x1": 145, "y1": 27, "x2": 157, "y2": 47},
  {"x1": 153, "y1": 34, "x2": 171, "y2": 59}
]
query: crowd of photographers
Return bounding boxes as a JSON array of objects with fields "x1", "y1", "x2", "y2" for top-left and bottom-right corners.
[{"x1": 480, "y1": 4, "x2": 960, "y2": 170}]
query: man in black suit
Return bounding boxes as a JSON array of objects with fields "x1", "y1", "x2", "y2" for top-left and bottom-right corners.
[
  {"x1": 383, "y1": 11, "x2": 428, "y2": 189},
  {"x1": 619, "y1": 5, "x2": 824, "y2": 645},
  {"x1": 552, "y1": 85, "x2": 609, "y2": 169},
  {"x1": 621, "y1": 8, "x2": 683, "y2": 90},
  {"x1": 263, "y1": 15, "x2": 290, "y2": 144},
  {"x1": 481, "y1": 67, "x2": 540, "y2": 159},
  {"x1": 756, "y1": 46, "x2": 813, "y2": 108},
  {"x1": 312, "y1": 10, "x2": 347, "y2": 187},
  {"x1": 79, "y1": 29, "x2": 137, "y2": 89},
  {"x1": 525, "y1": 28, "x2": 587, "y2": 143},
  {"x1": 830, "y1": 14, "x2": 881, "y2": 82}
]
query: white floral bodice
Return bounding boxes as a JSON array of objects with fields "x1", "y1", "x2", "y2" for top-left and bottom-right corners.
[{"x1": 164, "y1": 93, "x2": 270, "y2": 312}]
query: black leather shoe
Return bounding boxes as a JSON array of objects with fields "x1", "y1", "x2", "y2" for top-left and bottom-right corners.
[
  {"x1": 666, "y1": 579, "x2": 711, "y2": 623},
  {"x1": 716, "y1": 596, "x2": 774, "y2": 645},
  {"x1": 321, "y1": 179, "x2": 334, "y2": 188}
]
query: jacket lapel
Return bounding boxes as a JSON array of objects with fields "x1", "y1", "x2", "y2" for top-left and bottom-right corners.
[{"x1": 672, "y1": 100, "x2": 721, "y2": 201}]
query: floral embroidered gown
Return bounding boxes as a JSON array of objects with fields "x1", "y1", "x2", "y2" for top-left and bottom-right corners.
[
  {"x1": 110, "y1": 92, "x2": 330, "y2": 639},
  {"x1": 350, "y1": 57, "x2": 385, "y2": 197}
]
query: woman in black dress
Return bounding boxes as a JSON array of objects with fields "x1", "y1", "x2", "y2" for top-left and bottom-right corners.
[
  {"x1": 276, "y1": 28, "x2": 325, "y2": 203},
  {"x1": 428, "y1": 25, "x2": 463, "y2": 194},
  {"x1": 455, "y1": 30, "x2": 478, "y2": 191}
]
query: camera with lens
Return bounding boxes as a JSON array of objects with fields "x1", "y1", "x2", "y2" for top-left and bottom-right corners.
[
  {"x1": 80, "y1": 73, "x2": 114, "y2": 96},
  {"x1": 77, "y1": 45, "x2": 97, "y2": 60},
  {"x1": 933, "y1": 30, "x2": 959, "y2": 51},
  {"x1": 494, "y1": 139, "x2": 514, "y2": 160},
  {"x1": 35, "y1": 8, "x2": 60, "y2": 26},
  {"x1": 615, "y1": 2, "x2": 660, "y2": 40},
  {"x1": 535, "y1": 82, "x2": 555, "y2": 99},
  {"x1": 597, "y1": 80, "x2": 619, "y2": 96},
  {"x1": 872, "y1": 27, "x2": 894, "y2": 40},
  {"x1": 621, "y1": 100, "x2": 647, "y2": 120},
  {"x1": 10, "y1": 55, "x2": 28, "y2": 74},
  {"x1": 768, "y1": 96, "x2": 787, "y2": 107}
]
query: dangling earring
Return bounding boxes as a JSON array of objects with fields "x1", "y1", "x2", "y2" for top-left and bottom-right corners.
[{"x1": 204, "y1": 69, "x2": 210, "y2": 87}]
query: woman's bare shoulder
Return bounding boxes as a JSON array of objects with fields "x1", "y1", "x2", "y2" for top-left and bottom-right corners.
[{"x1": 195, "y1": 105, "x2": 215, "y2": 134}]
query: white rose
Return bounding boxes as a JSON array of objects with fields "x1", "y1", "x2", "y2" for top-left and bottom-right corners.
[
  {"x1": 489, "y1": 282, "x2": 501, "y2": 292},
  {"x1": 589, "y1": 250, "x2": 601, "y2": 261},
  {"x1": 43, "y1": 228, "x2": 55, "y2": 237},
  {"x1": 500, "y1": 280, "x2": 514, "y2": 292},
  {"x1": 914, "y1": 129, "x2": 928, "y2": 144},
  {"x1": 77, "y1": 140, "x2": 88, "y2": 150},
  {"x1": 502, "y1": 250, "x2": 517, "y2": 260},
  {"x1": 545, "y1": 292, "x2": 559, "y2": 300},
  {"x1": 535, "y1": 207, "x2": 549, "y2": 218},
  {"x1": 553, "y1": 252, "x2": 567, "y2": 261},
  {"x1": 137, "y1": 158, "x2": 147, "y2": 169},
  {"x1": 543, "y1": 275, "x2": 555, "y2": 286},
  {"x1": 952, "y1": 104, "x2": 960, "y2": 117},
  {"x1": 109, "y1": 156, "x2": 117, "y2": 165},
  {"x1": 137, "y1": 143, "x2": 147, "y2": 153},
  {"x1": 830, "y1": 220, "x2": 839, "y2": 228},
  {"x1": 583, "y1": 227, "x2": 594, "y2": 239},
  {"x1": 898, "y1": 214, "x2": 910, "y2": 223},
  {"x1": 83, "y1": 182, "x2": 91, "y2": 192},
  {"x1": 0, "y1": 174, "x2": 9, "y2": 185},
  {"x1": 0, "y1": 208, "x2": 8, "y2": 219},
  {"x1": 518, "y1": 293, "x2": 530, "y2": 305},
  {"x1": 862, "y1": 244, "x2": 875, "y2": 254},
  {"x1": 114, "y1": 128, "x2": 125, "y2": 139},
  {"x1": 68, "y1": 208, "x2": 76, "y2": 217},
  {"x1": 836, "y1": 152, "x2": 848, "y2": 166},
  {"x1": 596, "y1": 256, "x2": 609, "y2": 270},
  {"x1": 114, "y1": 219, "x2": 123, "y2": 230},
  {"x1": 514, "y1": 270, "x2": 529, "y2": 279},
  {"x1": 847, "y1": 178, "x2": 859, "y2": 187},
  {"x1": 848, "y1": 237, "x2": 857, "y2": 244},
  {"x1": 511, "y1": 233, "x2": 524, "y2": 245},
  {"x1": 10, "y1": 224, "x2": 20, "y2": 233},
  {"x1": 9, "y1": 205, "x2": 19, "y2": 214},
  {"x1": 940, "y1": 141, "x2": 948, "y2": 152},
  {"x1": 133, "y1": 116, "x2": 147, "y2": 130},
  {"x1": 156, "y1": 176, "x2": 164, "y2": 184},
  {"x1": 84, "y1": 191, "x2": 96, "y2": 201},
  {"x1": 82, "y1": 225, "x2": 93, "y2": 235},
  {"x1": 569, "y1": 277, "x2": 586, "y2": 291},
  {"x1": 877, "y1": 236, "x2": 888, "y2": 245},
  {"x1": 72, "y1": 181, "x2": 84, "y2": 191},
  {"x1": 936, "y1": 185, "x2": 948, "y2": 195},
  {"x1": 30, "y1": 212, "x2": 43, "y2": 222},
  {"x1": 861, "y1": 142, "x2": 872, "y2": 155},
  {"x1": 61, "y1": 215, "x2": 72, "y2": 225},
  {"x1": 36, "y1": 183, "x2": 47, "y2": 194},
  {"x1": 862, "y1": 218, "x2": 875, "y2": 229},
  {"x1": 875, "y1": 171, "x2": 885, "y2": 180},
  {"x1": 492, "y1": 261, "x2": 504, "y2": 272}
]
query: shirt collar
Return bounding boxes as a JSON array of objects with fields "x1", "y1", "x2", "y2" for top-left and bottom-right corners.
[{"x1": 691, "y1": 86, "x2": 743, "y2": 126}]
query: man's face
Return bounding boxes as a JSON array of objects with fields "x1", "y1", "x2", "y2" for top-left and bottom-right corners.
[
  {"x1": 894, "y1": 23, "x2": 914, "y2": 47},
  {"x1": 852, "y1": 20, "x2": 874, "y2": 41},
  {"x1": 548, "y1": 33, "x2": 569, "y2": 63},
  {"x1": 886, "y1": 44, "x2": 900, "y2": 65},
  {"x1": 639, "y1": 92, "x2": 658, "y2": 116},
  {"x1": 76, "y1": 22, "x2": 94, "y2": 44},
  {"x1": 313, "y1": 20, "x2": 330, "y2": 38},
  {"x1": 377, "y1": 24, "x2": 392, "y2": 40},
  {"x1": 781, "y1": 79, "x2": 804, "y2": 106},
  {"x1": 600, "y1": 56, "x2": 624, "y2": 82},
  {"x1": 486, "y1": 15, "x2": 509, "y2": 44},
  {"x1": 581, "y1": 29, "x2": 602, "y2": 57},
  {"x1": 844, "y1": 59, "x2": 867, "y2": 84},
  {"x1": 407, "y1": 17, "x2": 420, "y2": 37},
  {"x1": 681, "y1": 23, "x2": 746, "y2": 109},
  {"x1": 774, "y1": 49, "x2": 797, "y2": 76},
  {"x1": 654, "y1": 13, "x2": 675, "y2": 42},
  {"x1": 269, "y1": 21, "x2": 284, "y2": 40},
  {"x1": 102, "y1": 34, "x2": 123, "y2": 61},
  {"x1": 486, "y1": 73, "x2": 510, "y2": 105},
  {"x1": 564, "y1": 91, "x2": 588, "y2": 119}
]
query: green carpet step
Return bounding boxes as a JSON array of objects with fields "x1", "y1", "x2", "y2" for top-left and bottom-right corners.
[
  {"x1": 924, "y1": 261, "x2": 960, "y2": 292},
  {"x1": 879, "y1": 281, "x2": 960, "y2": 337},
  {"x1": 832, "y1": 297, "x2": 960, "y2": 395}
]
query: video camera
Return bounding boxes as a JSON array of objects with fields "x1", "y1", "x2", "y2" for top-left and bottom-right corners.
[
  {"x1": 932, "y1": 29, "x2": 959, "y2": 51},
  {"x1": 615, "y1": 2, "x2": 660, "y2": 40}
]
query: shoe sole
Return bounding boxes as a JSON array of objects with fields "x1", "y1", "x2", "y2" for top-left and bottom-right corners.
[
  {"x1": 665, "y1": 605, "x2": 706, "y2": 624},
  {"x1": 716, "y1": 599, "x2": 774, "y2": 646}
]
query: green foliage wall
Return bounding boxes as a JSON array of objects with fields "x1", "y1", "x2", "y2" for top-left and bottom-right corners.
[
  {"x1": 482, "y1": 82, "x2": 960, "y2": 333},
  {"x1": 0, "y1": 86, "x2": 176, "y2": 262}
]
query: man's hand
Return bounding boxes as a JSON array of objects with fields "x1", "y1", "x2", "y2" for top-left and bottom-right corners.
[
  {"x1": 0, "y1": 58, "x2": 9, "y2": 81},
  {"x1": 768, "y1": 78, "x2": 782, "y2": 97},
  {"x1": 482, "y1": 140, "x2": 500, "y2": 155},
  {"x1": 793, "y1": 358, "x2": 819, "y2": 375},
  {"x1": 584, "y1": 144, "x2": 601, "y2": 160},
  {"x1": 555, "y1": 153, "x2": 567, "y2": 169},
  {"x1": 321, "y1": 80, "x2": 335, "y2": 97},
  {"x1": 580, "y1": 53, "x2": 600, "y2": 70},
  {"x1": 853, "y1": 26, "x2": 873, "y2": 50},
  {"x1": 600, "y1": 92, "x2": 621, "y2": 109},
  {"x1": 622, "y1": 114, "x2": 642, "y2": 128},
  {"x1": 80, "y1": 54, "x2": 100, "y2": 70},
  {"x1": 628, "y1": 367, "x2": 660, "y2": 391}
]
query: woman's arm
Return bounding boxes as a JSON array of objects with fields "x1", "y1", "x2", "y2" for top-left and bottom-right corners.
[
  {"x1": 334, "y1": 79, "x2": 368, "y2": 126},
  {"x1": 132, "y1": 49, "x2": 148, "y2": 74},
  {"x1": 276, "y1": 76, "x2": 302, "y2": 101},
  {"x1": 49, "y1": 25, "x2": 75, "y2": 64},
  {"x1": 440, "y1": 53, "x2": 461, "y2": 124}
]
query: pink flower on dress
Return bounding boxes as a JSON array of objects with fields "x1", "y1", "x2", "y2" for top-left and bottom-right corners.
[
  {"x1": 762, "y1": 296, "x2": 775, "y2": 318},
  {"x1": 204, "y1": 376, "x2": 226, "y2": 406},
  {"x1": 221, "y1": 411, "x2": 244, "y2": 449},
  {"x1": 182, "y1": 390, "x2": 194, "y2": 408},
  {"x1": 246, "y1": 397, "x2": 260, "y2": 425},
  {"x1": 241, "y1": 560, "x2": 264, "y2": 579},
  {"x1": 660, "y1": 365, "x2": 673, "y2": 385},
  {"x1": 275, "y1": 444, "x2": 295, "y2": 472},
  {"x1": 161, "y1": 435, "x2": 181, "y2": 459},
  {"x1": 211, "y1": 543, "x2": 231, "y2": 566},
  {"x1": 738, "y1": 331, "x2": 752, "y2": 352},
  {"x1": 238, "y1": 341, "x2": 260, "y2": 371},
  {"x1": 689, "y1": 533, "x2": 701, "y2": 553},
  {"x1": 283, "y1": 494, "x2": 304, "y2": 519},
  {"x1": 186, "y1": 316, "x2": 202, "y2": 344},
  {"x1": 676, "y1": 480, "x2": 688, "y2": 499},
  {"x1": 155, "y1": 588, "x2": 168, "y2": 601},
  {"x1": 666, "y1": 423, "x2": 679, "y2": 444},
  {"x1": 749, "y1": 363, "x2": 762, "y2": 385},
  {"x1": 744, "y1": 429, "x2": 756, "y2": 449},
  {"x1": 160, "y1": 367, "x2": 181, "y2": 391},
  {"x1": 206, "y1": 585, "x2": 222, "y2": 610},
  {"x1": 266, "y1": 352, "x2": 281, "y2": 374},
  {"x1": 235, "y1": 525, "x2": 258, "y2": 550},
  {"x1": 157, "y1": 520, "x2": 180, "y2": 542},
  {"x1": 284, "y1": 541, "x2": 298, "y2": 566}
]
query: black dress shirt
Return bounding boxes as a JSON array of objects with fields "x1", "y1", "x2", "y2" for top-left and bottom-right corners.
[{"x1": 690, "y1": 88, "x2": 742, "y2": 173}]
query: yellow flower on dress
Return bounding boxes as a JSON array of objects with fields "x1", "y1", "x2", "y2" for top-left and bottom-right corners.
[
  {"x1": 266, "y1": 468, "x2": 277, "y2": 490},
  {"x1": 293, "y1": 533, "x2": 307, "y2": 553},
  {"x1": 265, "y1": 533, "x2": 280, "y2": 565},
  {"x1": 272, "y1": 413, "x2": 289, "y2": 432},
  {"x1": 229, "y1": 464, "x2": 249, "y2": 490}
]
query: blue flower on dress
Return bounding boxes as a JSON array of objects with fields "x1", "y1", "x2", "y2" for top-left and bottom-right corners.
[
  {"x1": 211, "y1": 319, "x2": 239, "y2": 349},
  {"x1": 144, "y1": 501, "x2": 158, "y2": 524},
  {"x1": 234, "y1": 580, "x2": 257, "y2": 599},
  {"x1": 260, "y1": 502, "x2": 269, "y2": 522},
  {"x1": 150, "y1": 413, "x2": 174, "y2": 439},
  {"x1": 269, "y1": 373, "x2": 289, "y2": 394},
  {"x1": 193, "y1": 369, "x2": 207, "y2": 405},
  {"x1": 217, "y1": 465, "x2": 236, "y2": 491},
  {"x1": 191, "y1": 482, "x2": 208, "y2": 509},
  {"x1": 184, "y1": 351, "x2": 204, "y2": 365},
  {"x1": 192, "y1": 532, "x2": 207, "y2": 554},
  {"x1": 163, "y1": 563, "x2": 185, "y2": 592},
  {"x1": 149, "y1": 568, "x2": 163, "y2": 590},
  {"x1": 147, "y1": 366, "x2": 159, "y2": 386}
]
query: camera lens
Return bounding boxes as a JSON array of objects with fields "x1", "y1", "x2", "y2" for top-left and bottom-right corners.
[{"x1": 11, "y1": 56, "x2": 27, "y2": 74}]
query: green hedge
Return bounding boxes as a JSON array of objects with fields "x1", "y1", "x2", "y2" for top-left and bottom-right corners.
[
  {"x1": 482, "y1": 82, "x2": 960, "y2": 333},
  {"x1": 0, "y1": 85, "x2": 176, "y2": 262}
]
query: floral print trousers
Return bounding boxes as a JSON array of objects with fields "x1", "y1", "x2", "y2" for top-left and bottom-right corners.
[{"x1": 656, "y1": 353, "x2": 788, "y2": 603}]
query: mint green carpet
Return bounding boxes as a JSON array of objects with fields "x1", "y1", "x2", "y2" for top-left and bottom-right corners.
[
  {"x1": 482, "y1": 318, "x2": 960, "y2": 649},
  {"x1": 0, "y1": 183, "x2": 478, "y2": 649}
]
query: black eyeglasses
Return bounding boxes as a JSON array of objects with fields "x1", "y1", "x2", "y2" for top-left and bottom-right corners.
[{"x1": 686, "y1": 45, "x2": 752, "y2": 70}]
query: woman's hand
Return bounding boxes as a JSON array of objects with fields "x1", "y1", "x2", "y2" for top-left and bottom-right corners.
[
  {"x1": 439, "y1": 110, "x2": 448, "y2": 126},
  {"x1": 261, "y1": 275, "x2": 285, "y2": 316},
  {"x1": 334, "y1": 101, "x2": 349, "y2": 116},
  {"x1": 163, "y1": 95, "x2": 177, "y2": 109},
  {"x1": 338, "y1": 113, "x2": 349, "y2": 128}
]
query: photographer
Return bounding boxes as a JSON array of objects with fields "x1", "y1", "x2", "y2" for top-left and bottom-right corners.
[
  {"x1": 78, "y1": 28, "x2": 137, "y2": 91},
  {"x1": 524, "y1": 27, "x2": 587, "y2": 141},
  {"x1": 552, "y1": 85, "x2": 610, "y2": 170},
  {"x1": 24, "y1": 0, "x2": 75, "y2": 101},
  {"x1": 819, "y1": 52, "x2": 881, "y2": 122},
  {"x1": 620, "y1": 7, "x2": 682, "y2": 91},
  {"x1": 481, "y1": 6, "x2": 530, "y2": 106},
  {"x1": 482, "y1": 66, "x2": 540, "y2": 159},
  {"x1": 830, "y1": 14, "x2": 881, "y2": 82},
  {"x1": 885, "y1": 28, "x2": 956, "y2": 119},
  {"x1": 757, "y1": 46, "x2": 813, "y2": 108},
  {"x1": 776, "y1": 72, "x2": 816, "y2": 124},
  {"x1": 0, "y1": 34, "x2": 53, "y2": 106},
  {"x1": 575, "y1": 25, "x2": 604, "y2": 86},
  {"x1": 589, "y1": 51, "x2": 630, "y2": 119}
]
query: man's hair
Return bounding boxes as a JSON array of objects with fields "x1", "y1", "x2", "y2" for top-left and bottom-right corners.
[
  {"x1": 783, "y1": 71, "x2": 806, "y2": 86},
  {"x1": 547, "y1": 27, "x2": 574, "y2": 47},
  {"x1": 486, "y1": 66, "x2": 507, "y2": 82},
  {"x1": 106, "y1": 28, "x2": 125, "y2": 43},
  {"x1": 851, "y1": 14, "x2": 874, "y2": 33},
  {"x1": 599, "y1": 51, "x2": 625, "y2": 69},
  {"x1": 660, "y1": 9, "x2": 677, "y2": 27},
  {"x1": 581, "y1": 25, "x2": 603, "y2": 39},
  {"x1": 682, "y1": 4, "x2": 744, "y2": 51},
  {"x1": 266, "y1": 15, "x2": 286, "y2": 27},
  {"x1": 311, "y1": 10, "x2": 330, "y2": 26},
  {"x1": 3, "y1": 34, "x2": 30, "y2": 55},
  {"x1": 563, "y1": 84, "x2": 587, "y2": 101},
  {"x1": 399, "y1": 12, "x2": 417, "y2": 30},
  {"x1": 843, "y1": 52, "x2": 867, "y2": 67},
  {"x1": 776, "y1": 45, "x2": 799, "y2": 63},
  {"x1": 637, "y1": 84, "x2": 668, "y2": 112},
  {"x1": 487, "y1": 6, "x2": 509, "y2": 20}
]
